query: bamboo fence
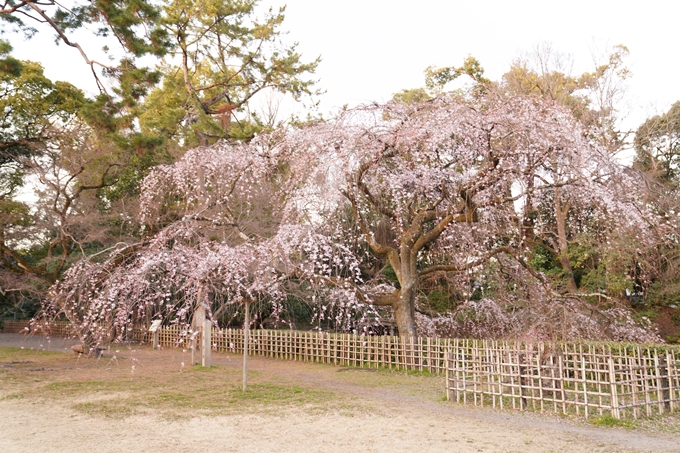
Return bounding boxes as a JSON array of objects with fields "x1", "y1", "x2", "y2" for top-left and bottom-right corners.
[
  {"x1": 444, "y1": 339, "x2": 680, "y2": 419},
  {"x1": 4, "y1": 320, "x2": 679, "y2": 419},
  {"x1": 134, "y1": 326, "x2": 454, "y2": 373},
  {"x1": 3, "y1": 320, "x2": 71, "y2": 337}
]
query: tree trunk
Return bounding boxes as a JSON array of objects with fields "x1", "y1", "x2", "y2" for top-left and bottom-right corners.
[
  {"x1": 394, "y1": 293, "x2": 417, "y2": 338},
  {"x1": 393, "y1": 272, "x2": 417, "y2": 338},
  {"x1": 393, "y1": 275, "x2": 418, "y2": 366}
]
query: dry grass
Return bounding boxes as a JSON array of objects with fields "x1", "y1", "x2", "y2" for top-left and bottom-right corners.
[{"x1": 0, "y1": 346, "x2": 349, "y2": 419}]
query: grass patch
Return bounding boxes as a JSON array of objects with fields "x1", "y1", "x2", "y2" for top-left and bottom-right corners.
[
  {"x1": 72, "y1": 400, "x2": 137, "y2": 419},
  {"x1": 227, "y1": 383, "x2": 323, "y2": 403},
  {"x1": 0, "y1": 392, "x2": 25, "y2": 400},
  {"x1": 0, "y1": 346, "x2": 63, "y2": 361},
  {"x1": 589, "y1": 414, "x2": 635, "y2": 429}
]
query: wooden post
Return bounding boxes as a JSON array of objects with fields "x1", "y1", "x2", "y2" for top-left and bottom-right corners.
[
  {"x1": 149, "y1": 320, "x2": 162, "y2": 350},
  {"x1": 581, "y1": 353, "x2": 588, "y2": 418},
  {"x1": 519, "y1": 350, "x2": 527, "y2": 410},
  {"x1": 193, "y1": 304, "x2": 206, "y2": 365},
  {"x1": 445, "y1": 350, "x2": 451, "y2": 401},
  {"x1": 666, "y1": 350, "x2": 675, "y2": 412},
  {"x1": 608, "y1": 356, "x2": 620, "y2": 419},
  {"x1": 642, "y1": 347, "x2": 652, "y2": 417},
  {"x1": 243, "y1": 300, "x2": 250, "y2": 392},
  {"x1": 202, "y1": 318, "x2": 211, "y2": 367}
]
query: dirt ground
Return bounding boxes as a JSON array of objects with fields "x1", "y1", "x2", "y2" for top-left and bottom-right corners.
[{"x1": 1, "y1": 333, "x2": 679, "y2": 453}]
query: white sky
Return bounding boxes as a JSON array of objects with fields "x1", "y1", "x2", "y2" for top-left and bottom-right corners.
[{"x1": 9, "y1": 0, "x2": 680, "y2": 132}]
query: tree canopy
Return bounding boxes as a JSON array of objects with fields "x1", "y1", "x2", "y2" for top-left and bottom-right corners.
[{"x1": 38, "y1": 92, "x2": 663, "y2": 346}]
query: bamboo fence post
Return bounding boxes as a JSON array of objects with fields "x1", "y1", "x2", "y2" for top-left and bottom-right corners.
[
  {"x1": 592, "y1": 345, "x2": 602, "y2": 415},
  {"x1": 396, "y1": 336, "x2": 402, "y2": 370},
  {"x1": 462, "y1": 339, "x2": 468, "y2": 405},
  {"x1": 665, "y1": 350, "x2": 674, "y2": 412},
  {"x1": 275, "y1": 330, "x2": 280, "y2": 359},
  {"x1": 608, "y1": 356, "x2": 620, "y2": 419},
  {"x1": 291, "y1": 330, "x2": 295, "y2": 361},
  {"x1": 380, "y1": 335, "x2": 385, "y2": 368},
  {"x1": 581, "y1": 350, "x2": 588, "y2": 418},
  {"x1": 624, "y1": 349, "x2": 638, "y2": 419},
  {"x1": 653, "y1": 350, "x2": 664, "y2": 414},
  {"x1": 331, "y1": 332, "x2": 336, "y2": 364},
  {"x1": 519, "y1": 343, "x2": 527, "y2": 411},
  {"x1": 308, "y1": 331, "x2": 313, "y2": 362},
  {"x1": 287, "y1": 330, "x2": 292, "y2": 361},
  {"x1": 537, "y1": 344, "x2": 544, "y2": 412},
  {"x1": 548, "y1": 349, "x2": 557, "y2": 413},
  {"x1": 496, "y1": 342, "x2": 504, "y2": 410},
  {"x1": 268, "y1": 330, "x2": 272, "y2": 358},
  {"x1": 487, "y1": 341, "x2": 495, "y2": 408},
  {"x1": 630, "y1": 348, "x2": 639, "y2": 419},
  {"x1": 327, "y1": 332, "x2": 331, "y2": 364},
  {"x1": 360, "y1": 335, "x2": 365, "y2": 368},
  {"x1": 272, "y1": 330, "x2": 276, "y2": 358},
  {"x1": 446, "y1": 350, "x2": 452, "y2": 401},
  {"x1": 475, "y1": 340, "x2": 482, "y2": 407},
  {"x1": 354, "y1": 334, "x2": 358, "y2": 367},
  {"x1": 506, "y1": 342, "x2": 516, "y2": 410},
  {"x1": 642, "y1": 347, "x2": 652, "y2": 417},
  {"x1": 438, "y1": 339, "x2": 443, "y2": 373},
  {"x1": 490, "y1": 341, "x2": 497, "y2": 408}
]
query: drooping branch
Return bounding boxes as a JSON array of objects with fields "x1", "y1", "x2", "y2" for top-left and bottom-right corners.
[{"x1": 418, "y1": 246, "x2": 514, "y2": 278}]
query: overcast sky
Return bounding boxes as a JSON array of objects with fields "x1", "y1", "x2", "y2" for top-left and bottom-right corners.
[{"x1": 10, "y1": 0, "x2": 680, "y2": 131}]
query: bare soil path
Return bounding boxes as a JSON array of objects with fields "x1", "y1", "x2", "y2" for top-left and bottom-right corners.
[{"x1": 1, "y1": 333, "x2": 679, "y2": 453}]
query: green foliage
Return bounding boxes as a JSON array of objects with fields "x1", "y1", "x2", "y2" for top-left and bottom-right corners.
[
  {"x1": 425, "y1": 56, "x2": 490, "y2": 93},
  {"x1": 633, "y1": 101, "x2": 680, "y2": 308},
  {"x1": 391, "y1": 88, "x2": 431, "y2": 104},
  {"x1": 427, "y1": 289, "x2": 454, "y2": 312},
  {"x1": 648, "y1": 280, "x2": 680, "y2": 307},
  {"x1": 139, "y1": 0, "x2": 320, "y2": 147},
  {"x1": 0, "y1": 44, "x2": 85, "y2": 167},
  {"x1": 634, "y1": 101, "x2": 680, "y2": 186},
  {"x1": 529, "y1": 244, "x2": 559, "y2": 274}
]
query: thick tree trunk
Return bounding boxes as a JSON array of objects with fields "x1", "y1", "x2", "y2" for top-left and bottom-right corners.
[
  {"x1": 393, "y1": 250, "x2": 418, "y2": 338},
  {"x1": 393, "y1": 272, "x2": 419, "y2": 365},
  {"x1": 393, "y1": 285, "x2": 417, "y2": 338}
]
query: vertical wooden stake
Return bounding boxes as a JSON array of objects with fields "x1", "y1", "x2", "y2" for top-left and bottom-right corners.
[
  {"x1": 202, "y1": 318, "x2": 211, "y2": 367},
  {"x1": 243, "y1": 300, "x2": 250, "y2": 392},
  {"x1": 666, "y1": 350, "x2": 674, "y2": 412},
  {"x1": 608, "y1": 356, "x2": 620, "y2": 419},
  {"x1": 445, "y1": 350, "x2": 451, "y2": 401},
  {"x1": 193, "y1": 292, "x2": 206, "y2": 366}
]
